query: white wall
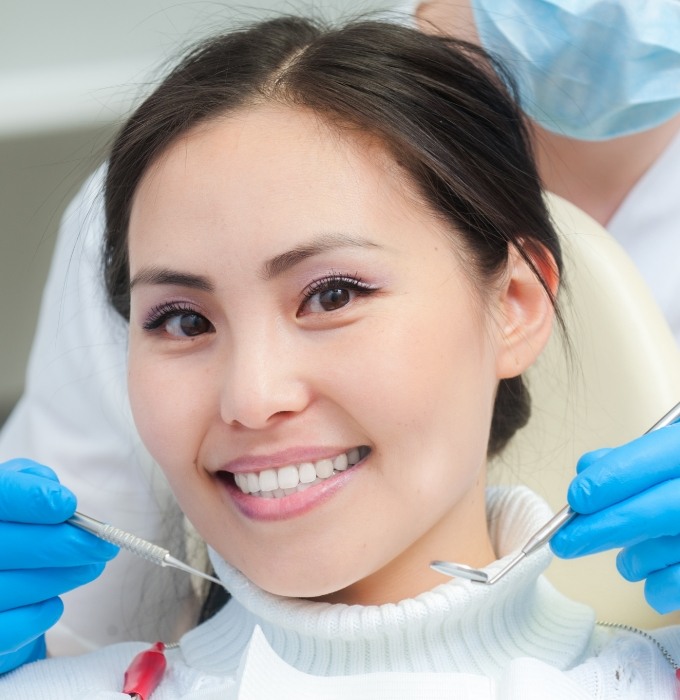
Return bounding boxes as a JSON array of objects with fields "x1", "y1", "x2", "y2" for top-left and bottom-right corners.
[{"x1": 0, "y1": 0, "x2": 391, "y2": 418}]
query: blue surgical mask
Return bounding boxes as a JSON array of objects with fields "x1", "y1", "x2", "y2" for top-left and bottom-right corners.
[{"x1": 471, "y1": 0, "x2": 680, "y2": 140}]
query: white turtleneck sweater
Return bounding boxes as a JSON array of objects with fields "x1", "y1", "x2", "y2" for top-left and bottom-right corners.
[{"x1": 3, "y1": 487, "x2": 679, "y2": 698}]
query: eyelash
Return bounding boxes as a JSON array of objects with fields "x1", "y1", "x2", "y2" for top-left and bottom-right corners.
[
  {"x1": 300, "y1": 274, "x2": 377, "y2": 309},
  {"x1": 141, "y1": 274, "x2": 377, "y2": 333},
  {"x1": 142, "y1": 302, "x2": 208, "y2": 332}
]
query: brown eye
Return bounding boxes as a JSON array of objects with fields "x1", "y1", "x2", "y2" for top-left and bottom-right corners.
[
  {"x1": 299, "y1": 275, "x2": 377, "y2": 316},
  {"x1": 318, "y1": 288, "x2": 351, "y2": 311},
  {"x1": 167, "y1": 313, "x2": 212, "y2": 337}
]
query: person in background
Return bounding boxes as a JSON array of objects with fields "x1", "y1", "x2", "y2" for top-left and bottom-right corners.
[
  {"x1": 2, "y1": 0, "x2": 680, "y2": 674},
  {"x1": 415, "y1": 0, "x2": 680, "y2": 340}
]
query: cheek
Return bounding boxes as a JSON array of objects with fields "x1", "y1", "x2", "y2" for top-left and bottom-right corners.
[
  {"x1": 356, "y1": 303, "x2": 496, "y2": 427},
  {"x1": 327, "y1": 296, "x2": 497, "y2": 503},
  {"x1": 127, "y1": 350, "x2": 206, "y2": 478}
]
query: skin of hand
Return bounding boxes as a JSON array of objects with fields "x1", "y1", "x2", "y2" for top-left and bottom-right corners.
[
  {"x1": 550, "y1": 424, "x2": 680, "y2": 614},
  {"x1": 0, "y1": 459, "x2": 118, "y2": 674}
]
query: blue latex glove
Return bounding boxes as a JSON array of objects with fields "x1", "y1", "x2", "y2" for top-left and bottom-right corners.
[
  {"x1": 0, "y1": 459, "x2": 118, "y2": 674},
  {"x1": 551, "y1": 423, "x2": 680, "y2": 614}
]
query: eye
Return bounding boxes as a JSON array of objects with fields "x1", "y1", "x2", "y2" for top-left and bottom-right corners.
[
  {"x1": 165, "y1": 313, "x2": 212, "y2": 337},
  {"x1": 299, "y1": 275, "x2": 376, "y2": 316},
  {"x1": 311, "y1": 287, "x2": 352, "y2": 312},
  {"x1": 143, "y1": 303, "x2": 214, "y2": 338}
]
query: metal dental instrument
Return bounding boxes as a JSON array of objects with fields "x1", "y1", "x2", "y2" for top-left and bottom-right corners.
[
  {"x1": 431, "y1": 399, "x2": 680, "y2": 585},
  {"x1": 68, "y1": 511, "x2": 223, "y2": 587}
]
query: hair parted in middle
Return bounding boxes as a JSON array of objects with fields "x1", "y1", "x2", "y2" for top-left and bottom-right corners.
[{"x1": 103, "y1": 15, "x2": 563, "y2": 457}]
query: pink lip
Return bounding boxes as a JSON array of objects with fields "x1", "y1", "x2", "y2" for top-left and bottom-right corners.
[
  {"x1": 217, "y1": 456, "x2": 366, "y2": 521},
  {"x1": 219, "y1": 446, "x2": 354, "y2": 474}
]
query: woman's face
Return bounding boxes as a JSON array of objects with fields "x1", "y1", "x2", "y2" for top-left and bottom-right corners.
[{"x1": 127, "y1": 105, "x2": 533, "y2": 604}]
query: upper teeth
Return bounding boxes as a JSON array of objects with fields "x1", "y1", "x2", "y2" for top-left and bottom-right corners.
[{"x1": 233, "y1": 447, "x2": 363, "y2": 497}]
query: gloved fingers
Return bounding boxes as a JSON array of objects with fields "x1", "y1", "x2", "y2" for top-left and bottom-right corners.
[
  {"x1": 0, "y1": 563, "x2": 106, "y2": 611},
  {"x1": 616, "y1": 535, "x2": 680, "y2": 582},
  {"x1": 567, "y1": 424, "x2": 680, "y2": 514},
  {"x1": 0, "y1": 598, "x2": 62, "y2": 653},
  {"x1": 0, "y1": 522, "x2": 118, "y2": 569},
  {"x1": 0, "y1": 466, "x2": 76, "y2": 524},
  {"x1": 551, "y1": 479, "x2": 680, "y2": 558},
  {"x1": 575, "y1": 448, "x2": 612, "y2": 474},
  {"x1": 0, "y1": 636, "x2": 48, "y2": 675},
  {"x1": 0, "y1": 458, "x2": 59, "y2": 481},
  {"x1": 644, "y1": 564, "x2": 680, "y2": 615}
]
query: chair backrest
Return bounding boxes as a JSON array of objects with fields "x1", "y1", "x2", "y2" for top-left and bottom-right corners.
[{"x1": 490, "y1": 193, "x2": 680, "y2": 629}]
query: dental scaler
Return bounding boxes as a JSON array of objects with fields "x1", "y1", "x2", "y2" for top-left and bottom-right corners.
[
  {"x1": 431, "y1": 399, "x2": 680, "y2": 585},
  {"x1": 68, "y1": 511, "x2": 223, "y2": 587}
]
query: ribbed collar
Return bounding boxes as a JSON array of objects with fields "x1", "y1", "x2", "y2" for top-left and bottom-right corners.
[{"x1": 179, "y1": 487, "x2": 594, "y2": 679}]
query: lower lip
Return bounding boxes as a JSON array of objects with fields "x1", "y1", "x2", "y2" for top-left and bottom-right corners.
[{"x1": 220, "y1": 461, "x2": 364, "y2": 521}]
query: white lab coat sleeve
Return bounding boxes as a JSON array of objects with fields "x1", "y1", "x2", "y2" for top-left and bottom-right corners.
[{"x1": 0, "y1": 165, "x2": 198, "y2": 655}]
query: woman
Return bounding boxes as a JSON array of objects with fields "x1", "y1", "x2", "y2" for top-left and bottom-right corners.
[
  {"x1": 3, "y1": 1, "x2": 680, "y2": 671},
  {"x1": 1, "y1": 15, "x2": 679, "y2": 697}
]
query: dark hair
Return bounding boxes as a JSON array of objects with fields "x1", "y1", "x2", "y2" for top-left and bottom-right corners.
[{"x1": 103, "y1": 15, "x2": 562, "y2": 458}]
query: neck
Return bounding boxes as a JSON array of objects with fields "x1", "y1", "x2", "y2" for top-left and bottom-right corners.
[
  {"x1": 180, "y1": 487, "x2": 595, "y2": 679},
  {"x1": 312, "y1": 475, "x2": 495, "y2": 605},
  {"x1": 533, "y1": 115, "x2": 680, "y2": 226}
]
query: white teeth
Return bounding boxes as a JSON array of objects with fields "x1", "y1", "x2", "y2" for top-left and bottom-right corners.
[
  {"x1": 277, "y1": 465, "x2": 299, "y2": 490},
  {"x1": 259, "y1": 469, "x2": 278, "y2": 492},
  {"x1": 315, "y1": 459, "x2": 334, "y2": 479},
  {"x1": 246, "y1": 473, "x2": 259, "y2": 493},
  {"x1": 333, "y1": 453, "x2": 348, "y2": 471},
  {"x1": 298, "y1": 462, "x2": 317, "y2": 484},
  {"x1": 235, "y1": 473, "x2": 249, "y2": 493},
  {"x1": 233, "y1": 448, "x2": 367, "y2": 498}
]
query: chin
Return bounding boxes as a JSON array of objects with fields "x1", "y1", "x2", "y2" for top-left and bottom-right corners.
[{"x1": 243, "y1": 564, "x2": 357, "y2": 600}]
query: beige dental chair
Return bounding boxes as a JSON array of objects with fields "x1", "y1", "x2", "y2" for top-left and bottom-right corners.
[{"x1": 490, "y1": 193, "x2": 680, "y2": 629}]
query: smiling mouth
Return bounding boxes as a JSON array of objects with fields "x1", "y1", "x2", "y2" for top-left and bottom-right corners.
[{"x1": 227, "y1": 446, "x2": 370, "y2": 499}]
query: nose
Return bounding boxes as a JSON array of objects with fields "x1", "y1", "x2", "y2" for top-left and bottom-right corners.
[{"x1": 219, "y1": 319, "x2": 311, "y2": 430}]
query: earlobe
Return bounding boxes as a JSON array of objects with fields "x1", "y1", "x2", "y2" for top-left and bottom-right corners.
[{"x1": 495, "y1": 243, "x2": 559, "y2": 379}]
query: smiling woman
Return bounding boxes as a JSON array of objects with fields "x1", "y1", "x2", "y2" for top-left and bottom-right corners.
[
  {"x1": 111, "y1": 17, "x2": 559, "y2": 610},
  {"x1": 125, "y1": 101, "x2": 527, "y2": 604},
  {"x1": 2, "y1": 13, "x2": 680, "y2": 700}
]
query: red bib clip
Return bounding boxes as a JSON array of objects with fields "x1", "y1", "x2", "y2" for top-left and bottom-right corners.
[{"x1": 123, "y1": 642, "x2": 168, "y2": 700}]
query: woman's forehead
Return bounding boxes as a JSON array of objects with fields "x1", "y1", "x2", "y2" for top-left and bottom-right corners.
[{"x1": 128, "y1": 104, "x2": 458, "y2": 258}]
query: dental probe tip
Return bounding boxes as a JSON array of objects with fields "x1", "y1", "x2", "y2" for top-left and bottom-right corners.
[{"x1": 164, "y1": 555, "x2": 224, "y2": 586}]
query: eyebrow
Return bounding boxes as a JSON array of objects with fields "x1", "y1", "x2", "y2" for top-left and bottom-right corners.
[
  {"x1": 129, "y1": 233, "x2": 381, "y2": 292},
  {"x1": 261, "y1": 232, "x2": 380, "y2": 280},
  {"x1": 129, "y1": 267, "x2": 214, "y2": 293}
]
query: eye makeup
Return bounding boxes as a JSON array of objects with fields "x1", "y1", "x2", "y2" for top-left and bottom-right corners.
[
  {"x1": 142, "y1": 301, "x2": 212, "y2": 334},
  {"x1": 298, "y1": 273, "x2": 379, "y2": 315}
]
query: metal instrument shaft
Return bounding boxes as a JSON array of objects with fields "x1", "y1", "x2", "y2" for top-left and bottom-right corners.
[
  {"x1": 68, "y1": 511, "x2": 222, "y2": 586},
  {"x1": 431, "y1": 399, "x2": 680, "y2": 585}
]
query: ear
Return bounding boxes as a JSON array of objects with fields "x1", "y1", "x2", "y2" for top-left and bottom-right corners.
[
  {"x1": 414, "y1": 1, "x2": 480, "y2": 44},
  {"x1": 494, "y1": 243, "x2": 559, "y2": 379}
]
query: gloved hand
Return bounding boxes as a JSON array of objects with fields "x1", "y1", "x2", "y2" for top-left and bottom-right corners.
[
  {"x1": 0, "y1": 459, "x2": 118, "y2": 674},
  {"x1": 551, "y1": 422, "x2": 680, "y2": 614}
]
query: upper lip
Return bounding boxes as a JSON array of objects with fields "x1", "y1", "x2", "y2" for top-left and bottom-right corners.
[{"x1": 217, "y1": 446, "x2": 358, "y2": 474}]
